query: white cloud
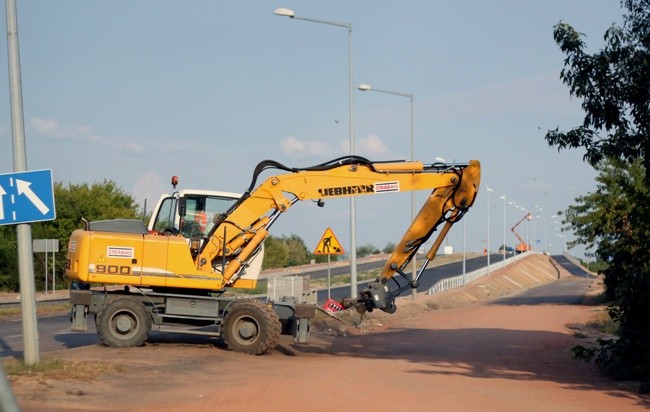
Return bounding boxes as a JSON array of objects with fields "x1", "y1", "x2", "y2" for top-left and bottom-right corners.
[
  {"x1": 28, "y1": 117, "x2": 191, "y2": 156},
  {"x1": 355, "y1": 135, "x2": 390, "y2": 157},
  {"x1": 281, "y1": 136, "x2": 337, "y2": 158},
  {"x1": 123, "y1": 142, "x2": 146, "y2": 155},
  {"x1": 29, "y1": 117, "x2": 101, "y2": 142},
  {"x1": 131, "y1": 170, "x2": 167, "y2": 211},
  {"x1": 282, "y1": 134, "x2": 392, "y2": 159}
]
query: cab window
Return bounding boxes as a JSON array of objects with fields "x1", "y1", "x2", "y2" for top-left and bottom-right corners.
[
  {"x1": 181, "y1": 195, "x2": 239, "y2": 237},
  {"x1": 152, "y1": 197, "x2": 177, "y2": 233}
]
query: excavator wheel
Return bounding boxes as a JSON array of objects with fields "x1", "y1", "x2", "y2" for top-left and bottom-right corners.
[
  {"x1": 95, "y1": 297, "x2": 152, "y2": 348},
  {"x1": 223, "y1": 300, "x2": 281, "y2": 355}
]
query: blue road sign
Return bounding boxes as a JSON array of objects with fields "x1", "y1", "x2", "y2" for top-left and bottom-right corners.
[{"x1": 0, "y1": 169, "x2": 56, "y2": 225}]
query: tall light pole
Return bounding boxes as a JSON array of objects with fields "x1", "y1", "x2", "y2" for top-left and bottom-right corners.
[
  {"x1": 358, "y1": 83, "x2": 417, "y2": 298},
  {"x1": 556, "y1": 234, "x2": 567, "y2": 252},
  {"x1": 6, "y1": 0, "x2": 39, "y2": 365},
  {"x1": 509, "y1": 201, "x2": 519, "y2": 254},
  {"x1": 485, "y1": 184, "x2": 493, "y2": 271},
  {"x1": 274, "y1": 8, "x2": 359, "y2": 297},
  {"x1": 499, "y1": 194, "x2": 506, "y2": 260},
  {"x1": 534, "y1": 205, "x2": 543, "y2": 252}
]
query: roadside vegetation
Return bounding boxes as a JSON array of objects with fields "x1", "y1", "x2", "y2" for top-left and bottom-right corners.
[
  {"x1": 3, "y1": 357, "x2": 125, "y2": 381},
  {"x1": 0, "y1": 303, "x2": 70, "y2": 320},
  {"x1": 545, "y1": 0, "x2": 650, "y2": 381}
]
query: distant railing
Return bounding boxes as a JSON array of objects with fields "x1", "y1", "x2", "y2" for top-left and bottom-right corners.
[{"x1": 427, "y1": 252, "x2": 536, "y2": 295}]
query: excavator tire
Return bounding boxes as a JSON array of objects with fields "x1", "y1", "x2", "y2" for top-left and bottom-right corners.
[
  {"x1": 95, "y1": 297, "x2": 152, "y2": 348},
  {"x1": 223, "y1": 300, "x2": 281, "y2": 355}
]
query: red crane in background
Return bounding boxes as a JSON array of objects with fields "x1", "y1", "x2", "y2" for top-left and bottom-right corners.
[{"x1": 511, "y1": 212, "x2": 532, "y2": 253}]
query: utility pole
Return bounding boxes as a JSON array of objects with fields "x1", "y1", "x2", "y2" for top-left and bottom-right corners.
[{"x1": 5, "y1": 0, "x2": 40, "y2": 364}]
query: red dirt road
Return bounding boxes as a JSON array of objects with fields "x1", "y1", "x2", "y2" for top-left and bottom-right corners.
[{"x1": 9, "y1": 257, "x2": 650, "y2": 411}]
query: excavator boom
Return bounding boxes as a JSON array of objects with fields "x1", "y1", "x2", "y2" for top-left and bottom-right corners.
[{"x1": 199, "y1": 156, "x2": 480, "y2": 312}]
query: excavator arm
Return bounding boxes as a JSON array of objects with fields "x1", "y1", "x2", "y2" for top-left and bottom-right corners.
[{"x1": 200, "y1": 156, "x2": 481, "y2": 313}]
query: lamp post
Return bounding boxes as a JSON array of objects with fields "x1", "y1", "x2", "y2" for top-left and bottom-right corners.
[
  {"x1": 486, "y1": 184, "x2": 493, "y2": 271},
  {"x1": 6, "y1": 0, "x2": 39, "y2": 366},
  {"x1": 499, "y1": 194, "x2": 506, "y2": 260},
  {"x1": 274, "y1": 8, "x2": 359, "y2": 297},
  {"x1": 556, "y1": 234, "x2": 567, "y2": 253},
  {"x1": 358, "y1": 83, "x2": 417, "y2": 297},
  {"x1": 532, "y1": 205, "x2": 541, "y2": 251}
]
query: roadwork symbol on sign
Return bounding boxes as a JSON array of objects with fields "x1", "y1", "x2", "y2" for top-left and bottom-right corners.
[
  {"x1": 314, "y1": 227, "x2": 344, "y2": 255},
  {"x1": 0, "y1": 169, "x2": 56, "y2": 226}
]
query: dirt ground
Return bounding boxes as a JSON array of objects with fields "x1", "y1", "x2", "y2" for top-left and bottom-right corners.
[{"x1": 7, "y1": 255, "x2": 650, "y2": 411}]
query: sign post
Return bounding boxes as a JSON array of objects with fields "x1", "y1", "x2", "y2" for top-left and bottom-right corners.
[
  {"x1": 33, "y1": 239, "x2": 60, "y2": 294},
  {"x1": 313, "y1": 228, "x2": 345, "y2": 299}
]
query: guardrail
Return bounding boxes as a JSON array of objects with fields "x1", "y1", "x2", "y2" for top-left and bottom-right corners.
[
  {"x1": 427, "y1": 252, "x2": 535, "y2": 295},
  {"x1": 0, "y1": 296, "x2": 69, "y2": 309}
]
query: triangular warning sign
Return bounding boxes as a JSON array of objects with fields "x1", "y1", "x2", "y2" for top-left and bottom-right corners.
[{"x1": 314, "y1": 227, "x2": 345, "y2": 255}]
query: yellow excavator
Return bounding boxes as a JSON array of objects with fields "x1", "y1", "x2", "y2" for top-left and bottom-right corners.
[{"x1": 66, "y1": 156, "x2": 481, "y2": 354}]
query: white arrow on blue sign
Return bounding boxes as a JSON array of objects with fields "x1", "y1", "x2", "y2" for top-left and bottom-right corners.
[{"x1": 0, "y1": 169, "x2": 56, "y2": 225}]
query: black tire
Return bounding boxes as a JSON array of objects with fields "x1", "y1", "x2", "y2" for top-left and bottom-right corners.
[
  {"x1": 95, "y1": 297, "x2": 152, "y2": 347},
  {"x1": 223, "y1": 300, "x2": 281, "y2": 355}
]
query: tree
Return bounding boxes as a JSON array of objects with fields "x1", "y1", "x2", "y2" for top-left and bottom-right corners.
[
  {"x1": 0, "y1": 227, "x2": 18, "y2": 291},
  {"x1": 0, "y1": 180, "x2": 141, "y2": 292},
  {"x1": 382, "y1": 242, "x2": 396, "y2": 254},
  {"x1": 356, "y1": 244, "x2": 379, "y2": 258},
  {"x1": 261, "y1": 236, "x2": 289, "y2": 270},
  {"x1": 547, "y1": 0, "x2": 650, "y2": 380},
  {"x1": 546, "y1": 0, "x2": 650, "y2": 182},
  {"x1": 561, "y1": 158, "x2": 647, "y2": 299},
  {"x1": 262, "y1": 234, "x2": 332, "y2": 269},
  {"x1": 565, "y1": 159, "x2": 650, "y2": 380}
]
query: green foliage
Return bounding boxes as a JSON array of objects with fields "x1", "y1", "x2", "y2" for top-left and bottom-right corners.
[
  {"x1": 382, "y1": 242, "x2": 396, "y2": 254},
  {"x1": 261, "y1": 236, "x2": 288, "y2": 269},
  {"x1": 563, "y1": 159, "x2": 650, "y2": 380},
  {"x1": 0, "y1": 227, "x2": 18, "y2": 290},
  {"x1": 546, "y1": 1, "x2": 650, "y2": 180},
  {"x1": 562, "y1": 158, "x2": 648, "y2": 299},
  {"x1": 262, "y1": 234, "x2": 334, "y2": 269},
  {"x1": 0, "y1": 180, "x2": 141, "y2": 292},
  {"x1": 356, "y1": 243, "x2": 380, "y2": 258},
  {"x1": 548, "y1": 1, "x2": 650, "y2": 381},
  {"x1": 584, "y1": 259, "x2": 608, "y2": 274}
]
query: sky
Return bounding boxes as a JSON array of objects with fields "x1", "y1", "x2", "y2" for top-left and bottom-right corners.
[{"x1": 0, "y1": 1, "x2": 626, "y2": 260}]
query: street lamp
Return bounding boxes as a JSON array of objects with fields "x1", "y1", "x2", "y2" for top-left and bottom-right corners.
[
  {"x1": 274, "y1": 8, "x2": 360, "y2": 297},
  {"x1": 556, "y1": 234, "x2": 567, "y2": 253},
  {"x1": 499, "y1": 194, "x2": 506, "y2": 260},
  {"x1": 486, "y1": 184, "x2": 493, "y2": 271},
  {"x1": 358, "y1": 83, "x2": 416, "y2": 297}
]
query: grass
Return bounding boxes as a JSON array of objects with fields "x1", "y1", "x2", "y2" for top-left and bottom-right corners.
[
  {"x1": 3, "y1": 357, "x2": 125, "y2": 381},
  {"x1": 0, "y1": 304, "x2": 70, "y2": 320},
  {"x1": 590, "y1": 309, "x2": 619, "y2": 335}
]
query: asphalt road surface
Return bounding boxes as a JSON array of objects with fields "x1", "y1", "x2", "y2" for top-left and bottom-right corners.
[{"x1": 0, "y1": 253, "x2": 532, "y2": 358}]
